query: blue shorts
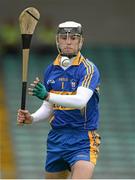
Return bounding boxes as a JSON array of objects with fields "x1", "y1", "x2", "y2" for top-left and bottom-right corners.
[{"x1": 45, "y1": 128, "x2": 101, "y2": 172}]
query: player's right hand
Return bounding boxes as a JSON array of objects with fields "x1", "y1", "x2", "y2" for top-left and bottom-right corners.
[{"x1": 17, "y1": 109, "x2": 33, "y2": 125}]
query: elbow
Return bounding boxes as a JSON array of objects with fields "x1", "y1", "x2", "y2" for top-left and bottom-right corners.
[{"x1": 77, "y1": 100, "x2": 87, "y2": 109}]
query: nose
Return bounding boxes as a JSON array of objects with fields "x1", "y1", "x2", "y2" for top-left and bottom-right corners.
[{"x1": 66, "y1": 36, "x2": 71, "y2": 44}]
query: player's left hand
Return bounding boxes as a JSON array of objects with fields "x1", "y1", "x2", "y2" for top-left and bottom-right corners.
[{"x1": 28, "y1": 77, "x2": 48, "y2": 100}]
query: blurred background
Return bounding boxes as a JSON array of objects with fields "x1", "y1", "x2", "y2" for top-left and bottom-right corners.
[{"x1": 0, "y1": 0, "x2": 135, "y2": 179}]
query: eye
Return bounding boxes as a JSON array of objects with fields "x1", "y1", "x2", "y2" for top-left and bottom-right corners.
[
  {"x1": 70, "y1": 35, "x2": 79, "y2": 40},
  {"x1": 60, "y1": 34, "x2": 67, "y2": 40},
  {"x1": 71, "y1": 36, "x2": 76, "y2": 40}
]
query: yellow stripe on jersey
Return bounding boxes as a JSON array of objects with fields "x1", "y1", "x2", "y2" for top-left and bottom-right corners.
[
  {"x1": 86, "y1": 60, "x2": 94, "y2": 88},
  {"x1": 50, "y1": 90, "x2": 77, "y2": 110},
  {"x1": 53, "y1": 105, "x2": 75, "y2": 110},
  {"x1": 82, "y1": 59, "x2": 94, "y2": 88},
  {"x1": 82, "y1": 60, "x2": 91, "y2": 87},
  {"x1": 50, "y1": 90, "x2": 77, "y2": 95},
  {"x1": 49, "y1": 115, "x2": 55, "y2": 123}
]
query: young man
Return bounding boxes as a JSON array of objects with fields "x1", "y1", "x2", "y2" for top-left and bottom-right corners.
[{"x1": 17, "y1": 21, "x2": 101, "y2": 179}]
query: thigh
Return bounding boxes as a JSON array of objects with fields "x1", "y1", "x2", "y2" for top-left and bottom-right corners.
[
  {"x1": 71, "y1": 160, "x2": 94, "y2": 179},
  {"x1": 45, "y1": 170, "x2": 70, "y2": 179}
]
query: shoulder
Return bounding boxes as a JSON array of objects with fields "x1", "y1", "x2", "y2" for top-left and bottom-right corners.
[
  {"x1": 44, "y1": 63, "x2": 53, "y2": 76},
  {"x1": 79, "y1": 57, "x2": 100, "y2": 75}
]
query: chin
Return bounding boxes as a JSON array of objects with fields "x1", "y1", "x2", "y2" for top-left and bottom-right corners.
[
  {"x1": 61, "y1": 52, "x2": 77, "y2": 58},
  {"x1": 64, "y1": 51, "x2": 74, "y2": 55}
]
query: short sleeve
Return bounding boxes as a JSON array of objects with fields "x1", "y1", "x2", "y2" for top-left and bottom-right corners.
[{"x1": 78, "y1": 59, "x2": 100, "y2": 91}]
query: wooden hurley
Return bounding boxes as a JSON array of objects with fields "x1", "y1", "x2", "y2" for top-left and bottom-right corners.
[{"x1": 19, "y1": 7, "x2": 40, "y2": 109}]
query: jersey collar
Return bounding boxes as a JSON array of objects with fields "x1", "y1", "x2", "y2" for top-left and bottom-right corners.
[{"x1": 53, "y1": 52, "x2": 84, "y2": 66}]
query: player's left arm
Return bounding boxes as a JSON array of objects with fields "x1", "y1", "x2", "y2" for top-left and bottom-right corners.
[
  {"x1": 47, "y1": 63, "x2": 100, "y2": 108},
  {"x1": 28, "y1": 64, "x2": 100, "y2": 109}
]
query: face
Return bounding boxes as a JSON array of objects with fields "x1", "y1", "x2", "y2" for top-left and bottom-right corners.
[{"x1": 57, "y1": 34, "x2": 82, "y2": 55}]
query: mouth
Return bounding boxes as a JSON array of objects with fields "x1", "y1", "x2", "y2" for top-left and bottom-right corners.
[{"x1": 65, "y1": 47, "x2": 72, "y2": 51}]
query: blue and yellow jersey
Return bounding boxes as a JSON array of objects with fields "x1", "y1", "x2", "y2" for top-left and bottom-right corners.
[{"x1": 44, "y1": 52, "x2": 100, "y2": 130}]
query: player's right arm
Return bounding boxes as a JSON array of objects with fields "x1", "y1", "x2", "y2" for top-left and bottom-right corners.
[{"x1": 17, "y1": 101, "x2": 53, "y2": 125}]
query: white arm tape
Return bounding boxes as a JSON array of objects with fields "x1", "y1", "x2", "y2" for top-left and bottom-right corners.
[
  {"x1": 31, "y1": 101, "x2": 53, "y2": 122},
  {"x1": 49, "y1": 86, "x2": 93, "y2": 109}
]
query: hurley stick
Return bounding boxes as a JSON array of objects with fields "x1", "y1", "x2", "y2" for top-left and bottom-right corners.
[{"x1": 19, "y1": 7, "x2": 40, "y2": 109}]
